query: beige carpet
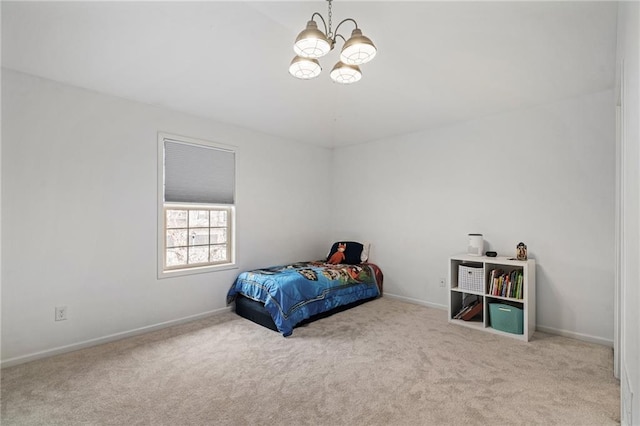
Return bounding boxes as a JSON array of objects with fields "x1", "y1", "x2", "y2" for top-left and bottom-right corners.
[{"x1": 1, "y1": 298, "x2": 619, "y2": 425}]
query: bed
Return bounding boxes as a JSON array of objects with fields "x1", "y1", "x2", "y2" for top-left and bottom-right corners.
[{"x1": 226, "y1": 241, "x2": 383, "y2": 336}]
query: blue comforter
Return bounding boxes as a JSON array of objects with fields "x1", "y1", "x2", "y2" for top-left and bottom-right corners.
[{"x1": 227, "y1": 261, "x2": 381, "y2": 336}]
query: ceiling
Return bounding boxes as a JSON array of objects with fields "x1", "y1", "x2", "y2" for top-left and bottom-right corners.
[{"x1": 1, "y1": 1, "x2": 618, "y2": 148}]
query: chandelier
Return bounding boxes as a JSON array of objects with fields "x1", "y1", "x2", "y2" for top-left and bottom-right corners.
[{"x1": 288, "y1": 0, "x2": 377, "y2": 84}]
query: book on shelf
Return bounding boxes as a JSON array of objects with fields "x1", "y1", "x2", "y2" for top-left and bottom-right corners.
[
  {"x1": 461, "y1": 302, "x2": 483, "y2": 321},
  {"x1": 453, "y1": 300, "x2": 483, "y2": 321},
  {"x1": 487, "y1": 268, "x2": 523, "y2": 299}
]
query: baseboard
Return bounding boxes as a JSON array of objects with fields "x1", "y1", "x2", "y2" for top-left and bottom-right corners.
[
  {"x1": 535, "y1": 324, "x2": 613, "y2": 347},
  {"x1": 384, "y1": 293, "x2": 613, "y2": 347},
  {"x1": 3, "y1": 300, "x2": 612, "y2": 368},
  {"x1": 383, "y1": 292, "x2": 448, "y2": 310},
  {"x1": 1, "y1": 306, "x2": 232, "y2": 369}
]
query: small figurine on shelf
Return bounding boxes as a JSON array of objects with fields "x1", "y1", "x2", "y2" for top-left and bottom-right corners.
[{"x1": 516, "y1": 242, "x2": 528, "y2": 261}]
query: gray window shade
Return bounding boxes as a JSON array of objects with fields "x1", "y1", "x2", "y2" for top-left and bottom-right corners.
[{"x1": 164, "y1": 140, "x2": 235, "y2": 204}]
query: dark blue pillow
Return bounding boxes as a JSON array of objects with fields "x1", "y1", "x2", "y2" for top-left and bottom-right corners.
[{"x1": 326, "y1": 241, "x2": 365, "y2": 265}]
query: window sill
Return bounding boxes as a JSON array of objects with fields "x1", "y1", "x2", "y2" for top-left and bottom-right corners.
[{"x1": 158, "y1": 263, "x2": 238, "y2": 280}]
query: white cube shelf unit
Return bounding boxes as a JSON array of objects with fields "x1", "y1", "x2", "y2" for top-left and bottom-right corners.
[{"x1": 448, "y1": 254, "x2": 536, "y2": 341}]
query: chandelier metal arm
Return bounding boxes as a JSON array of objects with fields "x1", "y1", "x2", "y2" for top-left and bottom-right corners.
[
  {"x1": 309, "y1": 3, "x2": 359, "y2": 48},
  {"x1": 310, "y1": 12, "x2": 328, "y2": 35},
  {"x1": 333, "y1": 33, "x2": 347, "y2": 44},
  {"x1": 332, "y1": 17, "x2": 358, "y2": 41}
]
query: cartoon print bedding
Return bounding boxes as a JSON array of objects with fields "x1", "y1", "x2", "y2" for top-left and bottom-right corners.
[{"x1": 226, "y1": 261, "x2": 382, "y2": 336}]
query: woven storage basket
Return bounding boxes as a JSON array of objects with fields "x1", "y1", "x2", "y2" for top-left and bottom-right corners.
[{"x1": 458, "y1": 265, "x2": 484, "y2": 292}]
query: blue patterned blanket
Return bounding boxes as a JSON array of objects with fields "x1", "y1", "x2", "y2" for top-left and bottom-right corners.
[{"x1": 227, "y1": 261, "x2": 381, "y2": 336}]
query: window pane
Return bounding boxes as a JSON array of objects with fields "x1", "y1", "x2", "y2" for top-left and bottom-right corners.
[
  {"x1": 189, "y1": 246, "x2": 209, "y2": 264},
  {"x1": 210, "y1": 245, "x2": 227, "y2": 262},
  {"x1": 189, "y1": 228, "x2": 209, "y2": 246},
  {"x1": 166, "y1": 247, "x2": 187, "y2": 267},
  {"x1": 210, "y1": 228, "x2": 227, "y2": 244},
  {"x1": 166, "y1": 229, "x2": 188, "y2": 248},
  {"x1": 210, "y1": 210, "x2": 227, "y2": 227},
  {"x1": 166, "y1": 210, "x2": 187, "y2": 228},
  {"x1": 189, "y1": 210, "x2": 209, "y2": 227},
  {"x1": 164, "y1": 205, "x2": 232, "y2": 270}
]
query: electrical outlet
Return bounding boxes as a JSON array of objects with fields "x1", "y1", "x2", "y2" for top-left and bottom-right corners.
[
  {"x1": 55, "y1": 306, "x2": 67, "y2": 321},
  {"x1": 439, "y1": 278, "x2": 446, "y2": 288}
]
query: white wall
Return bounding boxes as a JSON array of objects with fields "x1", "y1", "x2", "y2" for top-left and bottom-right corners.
[
  {"x1": 616, "y1": 3, "x2": 640, "y2": 425},
  {"x1": 1, "y1": 70, "x2": 332, "y2": 364},
  {"x1": 331, "y1": 90, "x2": 615, "y2": 345},
  {"x1": 0, "y1": 68, "x2": 621, "y2": 364}
]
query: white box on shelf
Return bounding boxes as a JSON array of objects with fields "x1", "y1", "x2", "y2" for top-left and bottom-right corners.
[{"x1": 458, "y1": 265, "x2": 483, "y2": 292}]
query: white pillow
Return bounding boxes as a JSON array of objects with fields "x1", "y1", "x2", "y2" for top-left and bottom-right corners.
[{"x1": 360, "y1": 242, "x2": 370, "y2": 262}]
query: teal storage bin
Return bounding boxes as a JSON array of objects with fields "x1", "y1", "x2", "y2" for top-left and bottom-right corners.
[{"x1": 489, "y1": 303, "x2": 523, "y2": 335}]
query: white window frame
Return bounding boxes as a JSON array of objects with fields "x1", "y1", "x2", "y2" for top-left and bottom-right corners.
[{"x1": 157, "y1": 132, "x2": 237, "y2": 278}]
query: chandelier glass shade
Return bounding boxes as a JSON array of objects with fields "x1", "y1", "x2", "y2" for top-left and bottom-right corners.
[
  {"x1": 288, "y1": 0, "x2": 376, "y2": 84},
  {"x1": 340, "y1": 29, "x2": 377, "y2": 65},
  {"x1": 294, "y1": 21, "x2": 331, "y2": 58},
  {"x1": 329, "y1": 62, "x2": 362, "y2": 84},
  {"x1": 288, "y1": 56, "x2": 322, "y2": 80}
]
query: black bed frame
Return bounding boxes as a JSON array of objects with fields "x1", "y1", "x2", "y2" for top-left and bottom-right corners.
[{"x1": 234, "y1": 294, "x2": 378, "y2": 333}]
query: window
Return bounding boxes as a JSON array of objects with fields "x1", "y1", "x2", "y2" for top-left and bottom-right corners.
[
  {"x1": 158, "y1": 133, "x2": 236, "y2": 276},
  {"x1": 164, "y1": 205, "x2": 232, "y2": 269}
]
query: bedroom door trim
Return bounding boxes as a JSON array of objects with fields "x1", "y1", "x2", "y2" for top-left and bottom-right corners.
[{"x1": 614, "y1": 63, "x2": 624, "y2": 380}]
